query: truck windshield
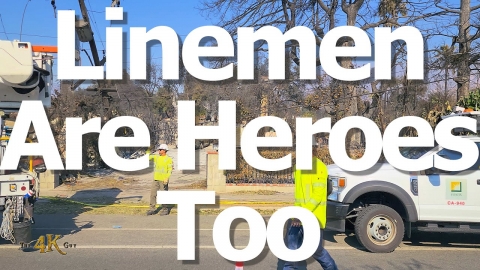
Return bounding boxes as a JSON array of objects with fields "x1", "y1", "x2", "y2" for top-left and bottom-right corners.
[{"x1": 399, "y1": 147, "x2": 435, "y2": 159}]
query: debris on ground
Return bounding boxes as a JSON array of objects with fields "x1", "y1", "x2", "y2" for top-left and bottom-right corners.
[
  {"x1": 170, "y1": 180, "x2": 207, "y2": 190},
  {"x1": 62, "y1": 177, "x2": 138, "y2": 191}
]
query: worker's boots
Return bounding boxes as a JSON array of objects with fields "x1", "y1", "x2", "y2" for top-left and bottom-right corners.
[
  {"x1": 159, "y1": 208, "x2": 169, "y2": 216},
  {"x1": 146, "y1": 208, "x2": 169, "y2": 216}
]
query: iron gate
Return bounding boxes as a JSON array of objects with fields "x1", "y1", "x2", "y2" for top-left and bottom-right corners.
[{"x1": 225, "y1": 148, "x2": 294, "y2": 185}]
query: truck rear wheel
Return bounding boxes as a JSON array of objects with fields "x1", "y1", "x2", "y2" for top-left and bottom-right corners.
[{"x1": 354, "y1": 204, "x2": 404, "y2": 253}]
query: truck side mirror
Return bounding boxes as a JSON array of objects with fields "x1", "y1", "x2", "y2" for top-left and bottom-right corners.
[
  {"x1": 32, "y1": 157, "x2": 46, "y2": 173},
  {"x1": 425, "y1": 168, "x2": 448, "y2": 175},
  {"x1": 34, "y1": 164, "x2": 47, "y2": 174},
  {"x1": 424, "y1": 168, "x2": 435, "y2": 175},
  {"x1": 327, "y1": 178, "x2": 333, "y2": 195}
]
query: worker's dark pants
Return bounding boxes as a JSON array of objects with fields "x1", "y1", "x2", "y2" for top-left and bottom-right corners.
[
  {"x1": 24, "y1": 203, "x2": 34, "y2": 220},
  {"x1": 149, "y1": 180, "x2": 168, "y2": 210},
  {"x1": 281, "y1": 220, "x2": 338, "y2": 270}
]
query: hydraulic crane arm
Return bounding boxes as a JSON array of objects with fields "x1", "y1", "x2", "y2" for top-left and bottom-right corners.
[{"x1": 0, "y1": 39, "x2": 53, "y2": 112}]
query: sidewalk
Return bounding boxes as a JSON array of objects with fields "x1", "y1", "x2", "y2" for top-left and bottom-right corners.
[
  {"x1": 38, "y1": 147, "x2": 295, "y2": 211},
  {"x1": 38, "y1": 189, "x2": 295, "y2": 210}
]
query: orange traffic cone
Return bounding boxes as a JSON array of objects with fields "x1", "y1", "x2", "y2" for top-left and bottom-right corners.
[{"x1": 235, "y1": 262, "x2": 244, "y2": 270}]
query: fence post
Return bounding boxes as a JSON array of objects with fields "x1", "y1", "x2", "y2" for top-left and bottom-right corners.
[{"x1": 206, "y1": 151, "x2": 226, "y2": 192}]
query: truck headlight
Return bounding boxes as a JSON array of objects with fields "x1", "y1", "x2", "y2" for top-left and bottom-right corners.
[{"x1": 328, "y1": 176, "x2": 346, "y2": 201}]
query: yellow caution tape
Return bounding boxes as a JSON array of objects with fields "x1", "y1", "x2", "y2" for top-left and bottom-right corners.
[
  {"x1": 220, "y1": 201, "x2": 292, "y2": 205},
  {"x1": 40, "y1": 196, "x2": 293, "y2": 208},
  {"x1": 42, "y1": 196, "x2": 148, "y2": 208}
]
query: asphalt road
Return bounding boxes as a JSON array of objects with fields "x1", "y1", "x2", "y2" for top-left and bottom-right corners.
[{"x1": 0, "y1": 214, "x2": 479, "y2": 270}]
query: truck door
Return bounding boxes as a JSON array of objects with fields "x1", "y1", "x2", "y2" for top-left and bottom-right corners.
[{"x1": 417, "y1": 144, "x2": 480, "y2": 223}]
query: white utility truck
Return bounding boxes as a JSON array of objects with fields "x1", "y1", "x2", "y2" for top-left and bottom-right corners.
[
  {"x1": 326, "y1": 112, "x2": 480, "y2": 253},
  {"x1": 0, "y1": 39, "x2": 53, "y2": 244}
]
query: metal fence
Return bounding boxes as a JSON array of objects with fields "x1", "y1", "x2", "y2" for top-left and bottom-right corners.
[
  {"x1": 225, "y1": 148, "x2": 294, "y2": 185},
  {"x1": 225, "y1": 167, "x2": 294, "y2": 185}
]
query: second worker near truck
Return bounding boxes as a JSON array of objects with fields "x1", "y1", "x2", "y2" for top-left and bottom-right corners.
[
  {"x1": 280, "y1": 136, "x2": 338, "y2": 270},
  {"x1": 146, "y1": 143, "x2": 173, "y2": 216}
]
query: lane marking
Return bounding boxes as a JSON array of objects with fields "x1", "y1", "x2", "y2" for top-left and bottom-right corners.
[
  {"x1": 0, "y1": 245, "x2": 478, "y2": 251},
  {"x1": 29, "y1": 228, "x2": 480, "y2": 249},
  {"x1": 32, "y1": 228, "x2": 250, "y2": 231}
]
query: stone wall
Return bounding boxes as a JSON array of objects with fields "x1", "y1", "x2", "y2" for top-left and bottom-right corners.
[
  {"x1": 206, "y1": 151, "x2": 226, "y2": 192},
  {"x1": 39, "y1": 170, "x2": 60, "y2": 191}
]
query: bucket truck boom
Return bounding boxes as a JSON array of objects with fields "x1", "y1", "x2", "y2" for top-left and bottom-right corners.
[{"x1": 0, "y1": 39, "x2": 53, "y2": 245}]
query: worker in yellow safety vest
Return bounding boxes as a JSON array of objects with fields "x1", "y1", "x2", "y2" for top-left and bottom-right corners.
[
  {"x1": 146, "y1": 143, "x2": 174, "y2": 216},
  {"x1": 280, "y1": 136, "x2": 338, "y2": 270}
]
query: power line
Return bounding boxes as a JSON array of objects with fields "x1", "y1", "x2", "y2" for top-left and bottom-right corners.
[
  {"x1": 82, "y1": 45, "x2": 165, "y2": 52},
  {"x1": 87, "y1": 10, "x2": 105, "y2": 14},
  {"x1": 86, "y1": 0, "x2": 105, "y2": 51},
  {"x1": 0, "y1": 31, "x2": 173, "y2": 64},
  {"x1": 19, "y1": 0, "x2": 32, "y2": 41},
  {"x1": 0, "y1": 14, "x2": 8, "y2": 39},
  {"x1": 0, "y1": 32, "x2": 57, "y2": 39},
  {"x1": 0, "y1": 31, "x2": 189, "y2": 40}
]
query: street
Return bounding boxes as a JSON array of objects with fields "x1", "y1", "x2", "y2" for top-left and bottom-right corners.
[{"x1": 1, "y1": 214, "x2": 479, "y2": 269}]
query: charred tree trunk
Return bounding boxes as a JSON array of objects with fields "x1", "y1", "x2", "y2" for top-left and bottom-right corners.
[
  {"x1": 341, "y1": 0, "x2": 364, "y2": 148},
  {"x1": 455, "y1": 0, "x2": 472, "y2": 101}
]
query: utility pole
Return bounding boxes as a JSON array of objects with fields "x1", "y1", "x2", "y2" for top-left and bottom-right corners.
[
  {"x1": 54, "y1": 0, "x2": 121, "y2": 122},
  {"x1": 53, "y1": 0, "x2": 116, "y2": 89},
  {"x1": 77, "y1": 0, "x2": 104, "y2": 70},
  {"x1": 111, "y1": 0, "x2": 120, "y2": 7},
  {"x1": 75, "y1": 0, "x2": 120, "y2": 124},
  {"x1": 57, "y1": 0, "x2": 107, "y2": 91}
]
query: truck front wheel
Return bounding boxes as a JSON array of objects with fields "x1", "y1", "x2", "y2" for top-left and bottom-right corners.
[{"x1": 354, "y1": 204, "x2": 404, "y2": 253}]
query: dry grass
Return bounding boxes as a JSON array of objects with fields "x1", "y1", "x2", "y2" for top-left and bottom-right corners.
[
  {"x1": 35, "y1": 204, "x2": 147, "y2": 215},
  {"x1": 34, "y1": 198, "x2": 278, "y2": 216},
  {"x1": 170, "y1": 180, "x2": 207, "y2": 190},
  {"x1": 64, "y1": 177, "x2": 138, "y2": 191}
]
